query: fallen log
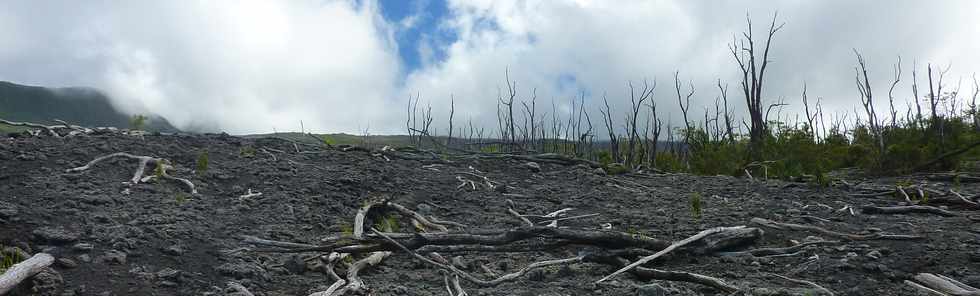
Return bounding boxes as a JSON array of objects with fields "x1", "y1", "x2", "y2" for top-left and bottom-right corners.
[
  {"x1": 0, "y1": 253, "x2": 55, "y2": 295},
  {"x1": 860, "y1": 205, "x2": 958, "y2": 217},
  {"x1": 582, "y1": 254, "x2": 739, "y2": 293},
  {"x1": 597, "y1": 226, "x2": 747, "y2": 283},
  {"x1": 66, "y1": 152, "x2": 197, "y2": 194},
  {"x1": 0, "y1": 118, "x2": 60, "y2": 138},
  {"x1": 750, "y1": 217, "x2": 923, "y2": 241},
  {"x1": 905, "y1": 273, "x2": 980, "y2": 296}
]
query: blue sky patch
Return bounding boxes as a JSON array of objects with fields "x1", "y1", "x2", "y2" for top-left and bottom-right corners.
[{"x1": 379, "y1": 0, "x2": 455, "y2": 72}]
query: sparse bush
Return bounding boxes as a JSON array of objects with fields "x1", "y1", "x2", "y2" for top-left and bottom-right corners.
[
  {"x1": 239, "y1": 146, "x2": 256, "y2": 158},
  {"x1": 130, "y1": 114, "x2": 147, "y2": 130},
  {"x1": 175, "y1": 192, "x2": 188, "y2": 204},
  {"x1": 373, "y1": 214, "x2": 400, "y2": 232},
  {"x1": 689, "y1": 192, "x2": 703, "y2": 220},
  {"x1": 196, "y1": 150, "x2": 209, "y2": 175},
  {"x1": 0, "y1": 247, "x2": 24, "y2": 273}
]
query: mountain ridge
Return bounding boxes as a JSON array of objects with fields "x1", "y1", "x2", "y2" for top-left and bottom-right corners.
[{"x1": 0, "y1": 80, "x2": 177, "y2": 132}]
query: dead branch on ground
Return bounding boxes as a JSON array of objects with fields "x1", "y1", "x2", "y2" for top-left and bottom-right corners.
[
  {"x1": 65, "y1": 152, "x2": 198, "y2": 194},
  {"x1": 905, "y1": 273, "x2": 980, "y2": 296},
  {"x1": 860, "y1": 205, "x2": 958, "y2": 217},
  {"x1": 243, "y1": 198, "x2": 769, "y2": 293},
  {"x1": 751, "y1": 217, "x2": 923, "y2": 241},
  {"x1": 0, "y1": 253, "x2": 55, "y2": 295}
]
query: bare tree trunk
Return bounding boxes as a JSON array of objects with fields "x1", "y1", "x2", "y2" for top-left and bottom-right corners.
[
  {"x1": 731, "y1": 13, "x2": 783, "y2": 160},
  {"x1": 521, "y1": 89, "x2": 537, "y2": 152},
  {"x1": 971, "y1": 74, "x2": 979, "y2": 131},
  {"x1": 626, "y1": 80, "x2": 656, "y2": 167},
  {"x1": 854, "y1": 50, "x2": 885, "y2": 157},
  {"x1": 600, "y1": 96, "x2": 620, "y2": 163},
  {"x1": 675, "y1": 72, "x2": 695, "y2": 161},
  {"x1": 648, "y1": 101, "x2": 663, "y2": 168},
  {"x1": 888, "y1": 56, "x2": 902, "y2": 128},
  {"x1": 502, "y1": 70, "x2": 518, "y2": 151},
  {"x1": 447, "y1": 95, "x2": 455, "y2": 149}
]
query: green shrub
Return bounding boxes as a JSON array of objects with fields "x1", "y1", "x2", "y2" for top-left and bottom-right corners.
[
  {"x1": 373, "y1": 214, "x2": 400, "y2": 232},
  {"x1": 239, "y1": 146, "x2": 256, "y2": 158},
  {"x1": 130, "y1": 114, "x2": 147, "y2": 130},
  {"x1": 0, "y1": 247, "x2": 24, "y2": 273},
  {"x1": 689, "y1": 192, "x2": 703, "y2": 220},
  {"x1": 196, "y1": 150, "x2": 209, "y2": 175}
]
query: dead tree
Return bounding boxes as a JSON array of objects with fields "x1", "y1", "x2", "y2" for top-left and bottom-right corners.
[
  {"x1": 971, "y1": 74, "x2": 979, "y2": 131},
  {"x1": 888, "y1": 56, "x2": 902, "y2": 128},
  {"x1": 927, "y1": 63, "x2": 952, "y2": 153},
  {"x1": 854, "y1": 50, "x2": 885, "y2": 157},
  {"x1": 599, "y1": 95, "x2": 621, "y2": 163},
  {"x1": 550, "y1": 101, "x2": 563, "y2": 154},
  {"x1": 521, "y1": 89, "x2": 538, "y2": 152},
  {"x1": 717, "y1": 80, "x2": 736, "y2": 143},
  {"x1": 625, "y1": 80, "x2": 656, "y2": 167},
  {"x1": 911, "y1": 61, "x2": 924, "y2": 129},
  {"x1": 801, "y1": 83, "x2": 818, "y2": 137},
  {"x1": 730, "y1": 13, "x2": 784, "y2": 160},
  {"x1": 646, "y1": 101, "x2": 664, "y2": 167},
  {"x1": 500, "y1": 70, "x2": 518, "y2": 150},
  {"x1": 406, "y1": 93, "x2": 419, "y2": 147},
  {"x1": 674, "y1": 72, "x2": 695, "y2": 156},
  {"x1": 579, "y1": 106, "x2": 595, "y2": 160},
  {"x1": 447, "y1": 95, "x2": 455, "y2": 149}
]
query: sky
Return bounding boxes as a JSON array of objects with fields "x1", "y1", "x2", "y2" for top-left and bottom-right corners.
[{"x1": 0, "y1": 0, "x2": 978, "y2": 135}]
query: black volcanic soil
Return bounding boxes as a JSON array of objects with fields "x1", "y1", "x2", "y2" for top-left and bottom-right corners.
[{"x1": 1, "y1": 133, "x2": 979, "y2": 296}]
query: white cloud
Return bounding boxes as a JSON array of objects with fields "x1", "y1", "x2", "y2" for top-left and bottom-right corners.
[
  {"x1": 0, "y1": 0, "x2": 978, "y2": 135},
  {"x1": 403, "y1": 0, "x2": 980, "y2": 137},
  {"x1": 0, "y1": 0, "x2": 401, "y2": 134}
]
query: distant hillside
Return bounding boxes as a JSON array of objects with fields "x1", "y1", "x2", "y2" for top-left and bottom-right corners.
[
  {"x1": 0, "y1": 81, "x2": 177, "y2": 132},
  {"x1": 245, "y1": 132, "x2": 417, "y2": 148}
]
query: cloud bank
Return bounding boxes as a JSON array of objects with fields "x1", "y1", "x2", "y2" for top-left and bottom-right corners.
[{"x1": 0, "y1": 0, "x2": 977, "y2": 135}]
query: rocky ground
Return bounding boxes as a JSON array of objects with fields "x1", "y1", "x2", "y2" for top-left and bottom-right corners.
[{"x1": 1, "y1": 133, "x2": 979, "y2": 296}]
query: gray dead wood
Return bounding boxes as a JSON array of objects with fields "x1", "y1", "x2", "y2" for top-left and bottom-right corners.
[
  {"x1": 65, "y1": 152, "x2": 197, "y2": 194},
  {"x1": 371, "y1": 228, "x2": 582, "y2": 288},
  {"x1": 597, "y1": 226, "x2": 747, "y2": 283},
  {"x1": 0, "y1": 253, "x2": 55, "y2": 295},
  {"x1": 860, "y1": 205, "x2": 958, "y2": 217},
  {"x1": 226, "y1": 281, "x2": 256, "y2": 296},
  {"x1": 768, "y1": 273, "x2": 834, "y2": 295},
  {"x1": 751, "y1": 217, "x2": 923, "y2": 241},
  {"x1": 905, "y1": 273, "x2": 980, "y2": 296},
  {"x1": 582, "y1": 254, "x2": 739, "y2": 293},
  {"x1": 0, "y1": 118, "x2": 61, "y2": 137}
]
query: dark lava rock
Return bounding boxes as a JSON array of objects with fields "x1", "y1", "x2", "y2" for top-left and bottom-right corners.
[
  {"x1": 637, "y1": 284, "x2": 675, "y2": 296},
  {"x1": 216, "y1": 262, "x2": 268, "y2": 280},
  {"x1": 32, "y1": 268, "x2": 64, "y2": 295},
  {"x1": 524, "y1": 161, "x2": 541, "y2": 172},
  {"x1": 161, "y1": 244, "x2": 185, "y2": 256},
  {"x1": 100, "y1": 250, "x2": 127, "y2": 265},
  {"x1": 0, "y1": 201, "x2": 18, "y2": 218},
  {"x1": 32, "y1": 227, "x2": 80, "y2": 244},
  {"x1": 56, "y1": 258, "x2": 78, "y2": 269}
]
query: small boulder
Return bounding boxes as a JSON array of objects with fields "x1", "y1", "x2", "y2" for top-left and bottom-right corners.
[
  {"x1": 101, "y1": 250, "x2": 127, "y2": 265},
  {"x1": 161, "y1": 245, "x2": 185, "y2": 256},
  {"x1": 32, "y1": 227, "x2": 80, "y2": 244},
  {"x1": 523, "y1": 162, "x2": 541, "y2": 172},
  {"x1": 56, "y1": 258, "x2": 79, "y2": 269}
]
